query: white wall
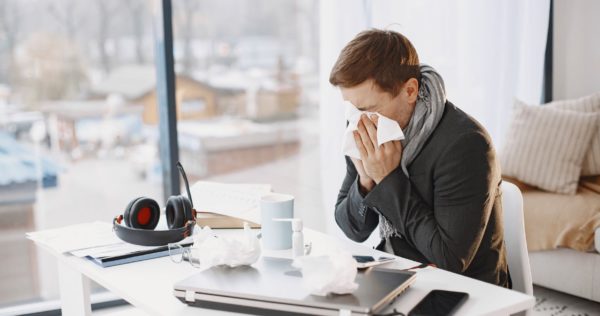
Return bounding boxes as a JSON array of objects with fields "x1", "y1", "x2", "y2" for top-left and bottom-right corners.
[
  {"x1": 553, "y1": 0, "x2": 600, "y2": 100},
  {"x1": 319, "y1": 0, "x2": 371, "y2": 241}
]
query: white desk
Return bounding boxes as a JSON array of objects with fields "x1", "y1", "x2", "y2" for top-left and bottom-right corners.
[{"x1": 36, "y1": 227, "x2": 534, "y2": 316}]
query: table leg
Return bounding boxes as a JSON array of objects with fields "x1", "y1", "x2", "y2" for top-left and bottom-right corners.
[{"x1": 58, "y1": 260, "x2": 92, "y2": 316}]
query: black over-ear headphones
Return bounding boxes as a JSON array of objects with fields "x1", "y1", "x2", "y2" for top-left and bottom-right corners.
[{"x1": 113, "y1": 162, "x2": 197, "y2": 246}]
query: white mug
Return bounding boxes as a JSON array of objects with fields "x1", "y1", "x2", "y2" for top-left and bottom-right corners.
[{"x1": 260, "y1": 193, "x2": 294, "y2": 250}]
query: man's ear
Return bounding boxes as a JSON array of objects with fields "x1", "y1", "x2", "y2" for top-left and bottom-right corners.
[{"x1": 404, "y1": 78, "x2": 419, "y2": 104}]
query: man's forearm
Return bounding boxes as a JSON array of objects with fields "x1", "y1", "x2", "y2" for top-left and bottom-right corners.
[
  {"x1": 358, "y1": 176, "x2": 375, "y2": 196},
  {"x1": 335, "y1": 176, "x2": 379, "y2": 242}
]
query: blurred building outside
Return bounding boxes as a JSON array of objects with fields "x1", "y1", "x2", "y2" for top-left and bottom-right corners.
[{"x1": 0, "y1": 0, "x2": 320, "y2": 307}]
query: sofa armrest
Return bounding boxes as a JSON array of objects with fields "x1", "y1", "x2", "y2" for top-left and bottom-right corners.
[{"x1": 596, "y1": 227, "x2": 600, "y2": 253}]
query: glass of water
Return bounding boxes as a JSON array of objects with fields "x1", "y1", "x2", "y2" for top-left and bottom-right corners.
[{"x1": 168, "y1": 243, "x2": 201, "y2": 268}]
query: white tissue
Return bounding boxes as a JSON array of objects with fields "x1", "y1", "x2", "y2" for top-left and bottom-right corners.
[
  {"x1": 342, "y1": 102, "x2": 405, "y2": 159},
  {"x1": 191, "y1": 223, "x2": 261, "y2": 268},
  {"x1": 292, "y1": 249, "x2": 359, "y2": 296}
]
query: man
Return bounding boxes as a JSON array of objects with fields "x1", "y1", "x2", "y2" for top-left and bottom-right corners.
[{"x1": 330, "y1": 29, "x2": 510, "y2": 288}]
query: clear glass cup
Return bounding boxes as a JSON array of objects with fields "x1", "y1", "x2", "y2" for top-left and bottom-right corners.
[{"x1": 168, "y1": 243, "x2": 201, "y2": 268}]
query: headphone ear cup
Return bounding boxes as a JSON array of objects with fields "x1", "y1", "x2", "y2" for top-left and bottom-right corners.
[
  {"x1": 123, "y1": 197, "x2": 144, "y2": 227},
  {"x1": 181, "y1": 196, "x2": 193, "y2": 222},
  {"x1": 165, "y1": 196, "x2": 183, "y2": 229},
  {"x1": 175, "y1": 196, "x2": 187, "y2": 229},
  {"x1": 128, "y1": 197, "x2": 160, "y2": 230}
]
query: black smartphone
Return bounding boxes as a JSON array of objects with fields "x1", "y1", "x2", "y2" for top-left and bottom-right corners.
[
  {"x1": 353, "y1": 255, "x2": 376, "y2": 263},
  {"x1": 352, "y1": 255, "x2": 395, "y2": 268},
  {"x1": 407, "y1": 289, "x2": 469, "y2": 316}
]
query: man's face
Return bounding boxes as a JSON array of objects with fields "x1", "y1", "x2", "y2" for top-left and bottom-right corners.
[{"x1": 340, "y1": 78, "x2": 417, "y2": 128}]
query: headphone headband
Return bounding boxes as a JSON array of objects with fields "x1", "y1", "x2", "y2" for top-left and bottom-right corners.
[
  {"x1": 176, "y1": 161, "x2": 193, "y2": 209},
  {"x1": 113, "y1": 216, "x2": 195, "y2": 246}
]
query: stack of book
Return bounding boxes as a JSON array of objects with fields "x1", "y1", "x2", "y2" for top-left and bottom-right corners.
[{"x1": 191, "y1": 181, "x2": 270, "y2": 229}]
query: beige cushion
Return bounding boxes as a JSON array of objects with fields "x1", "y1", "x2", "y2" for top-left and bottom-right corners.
[
  {"x1": 521, "y1": 186, "x2": 600, "y2": 252},
  {"x1": 547, "y1": 92, "x2": 600, "y2": 176},
  {"x1": 500, "y1": 99, "x2": 599, "y2": 194}
]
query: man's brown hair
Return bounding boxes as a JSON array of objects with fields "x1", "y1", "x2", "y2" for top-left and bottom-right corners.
[{"x1": 329, "y1": 29, "x2": 420, "y2": 97}]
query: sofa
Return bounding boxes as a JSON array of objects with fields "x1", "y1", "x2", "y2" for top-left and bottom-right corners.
[
  {"x1": 498, "y1": 92, "x2": 600, "y2": 302},
  {"x1": 504, "y1": 176, "x2": 600, "y2": 302}
]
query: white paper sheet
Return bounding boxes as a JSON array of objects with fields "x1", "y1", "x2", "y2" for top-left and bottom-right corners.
[{"x1": 26, "y1": 222, "x2": 121, "y2": 254}]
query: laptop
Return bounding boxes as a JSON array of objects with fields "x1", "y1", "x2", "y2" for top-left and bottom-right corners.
[{"x1": 173, "y1": 257, "x2": 416, "y2": 315}]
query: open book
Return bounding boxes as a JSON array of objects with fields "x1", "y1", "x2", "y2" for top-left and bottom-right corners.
[{"x1": 190, "y1": 181, "x2": 272, "y2": 228}]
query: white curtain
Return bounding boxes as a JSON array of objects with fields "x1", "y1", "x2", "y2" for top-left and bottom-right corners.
[{"x1": 319, "y1": 0, "x2": 550, "y2": 242}]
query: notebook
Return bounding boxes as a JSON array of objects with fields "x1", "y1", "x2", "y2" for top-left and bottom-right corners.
[
  {"x1": 173, "y1": 257, "x2": 416, "y2": 315},
  {"x1": 86, "y1": 242, "x2": 192, "y2": 268}
]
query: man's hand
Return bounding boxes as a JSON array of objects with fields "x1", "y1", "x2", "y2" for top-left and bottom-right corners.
[{"x1": 353, "y1": 114, "x2": 403, "y2": 184}]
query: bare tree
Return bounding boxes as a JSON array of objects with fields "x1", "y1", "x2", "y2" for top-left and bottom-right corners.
[
  {"x1": 123, "y1": 0, "x2": 148, "y2": 64},
  {"x1": 0, "y1": 0, "x2": 21, "y2": 84},
  {"x1": 16, "y1": 33, "x2": 87, "y2": 105},
  {"x1": 47, "y1": 0, "x2": 82, "y2": 41},
  {"x1": 176, "y1": 0, "x2": 201, "y2": 75},
  {"x1": 95, "y1": 0, "x2": 120, "y2": 74},
  {"x1": 35, "y1": 0, "x2": 89, "y2": 102}
]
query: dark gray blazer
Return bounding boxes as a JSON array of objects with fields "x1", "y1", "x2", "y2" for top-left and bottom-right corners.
[{"x1": 335, "y1": 101, "x2": 510, "y2": 288}]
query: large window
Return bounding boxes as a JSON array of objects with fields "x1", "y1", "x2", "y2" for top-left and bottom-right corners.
[
  {"x1": 169, "y1": 0, "x2": 322, "y2": 229},
  {"x1": 0, "y1": 0, "x2": 160, "y2": 309},
  {"x1": 0, "y1": 0, "x2": 320, "y2": 311}
]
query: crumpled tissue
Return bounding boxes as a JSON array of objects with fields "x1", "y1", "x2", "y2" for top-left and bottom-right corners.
[
  {"x1": 191, "y1": 222, "x2": 261, "y2": 268},
  {"x1": 342, "y1": 102, "x2": 405, "y2": 159},
  {"x1": 292, "y1": 249, "x2": 358, "y2": 296}
]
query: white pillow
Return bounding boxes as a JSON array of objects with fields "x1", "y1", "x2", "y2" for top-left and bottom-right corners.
[
  {"x1": 547, "y1": 92, "x2": 600, "y2": 176},
  {"x1": 500, "y1": 99, "x2": 599, "y2": 194}
]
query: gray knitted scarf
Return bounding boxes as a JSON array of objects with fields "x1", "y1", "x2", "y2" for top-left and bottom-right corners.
[{"x1": 379, "y1": 64, "x2": 447, "y2": 239}]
